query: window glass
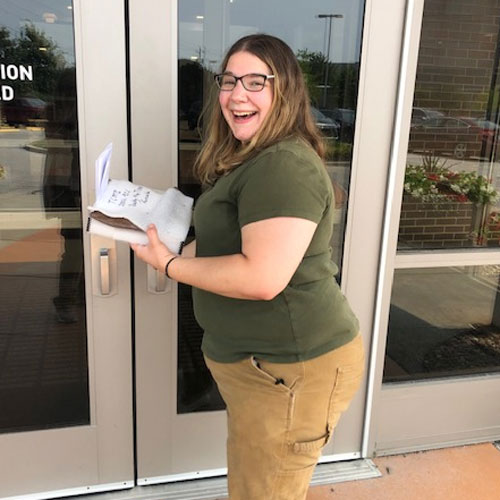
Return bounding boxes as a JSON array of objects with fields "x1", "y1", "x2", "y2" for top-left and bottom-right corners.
[
  {"x1": 177, "y1": 0, "x2": 365, "y2": 413},
  {"x1": 0, "y1": 1, "x2": 89, "y2": 433},
  {"x1": 384, "y1": 266, "x2": 500, "y2": 382},
  {"x1": 387, "y1": 1, "x2": 500, "y2": 384},
  {"x1": 400, "y1": 1, "x2": 500, "y2": 251}
]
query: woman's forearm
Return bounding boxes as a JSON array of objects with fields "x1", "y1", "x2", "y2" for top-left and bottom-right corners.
[
  {"x1": 132, "y1": 218, "x2": 316, "y2": 301},
  {"x1": 174, "y1": 240, "x2": 270, "y2": 299},
  {"x1": 166, "y1": 253, "x2": 278, "y2": 301}
]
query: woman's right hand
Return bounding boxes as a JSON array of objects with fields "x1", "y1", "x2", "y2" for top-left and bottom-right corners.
[{"x1": 130, "y1": 224, "x2": 177, "y2": 272}]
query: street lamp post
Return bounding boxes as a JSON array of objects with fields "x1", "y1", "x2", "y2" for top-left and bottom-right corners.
[{"x1": 317, "y1": 14, "x2": 343, "y2": 108}]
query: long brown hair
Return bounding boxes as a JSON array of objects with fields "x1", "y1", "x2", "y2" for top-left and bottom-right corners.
[{"x1": 195, "y1": 34, "x2": 326, "y2": 185}]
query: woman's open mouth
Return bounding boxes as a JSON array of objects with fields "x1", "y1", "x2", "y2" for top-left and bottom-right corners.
[{"x1": 232, "y1": 111, "x2": 257, "y2": 123}]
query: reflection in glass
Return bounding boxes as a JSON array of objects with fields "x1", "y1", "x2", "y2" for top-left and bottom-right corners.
[
  {"x1": 399, "y1": 0, "x2": 500, "y2": 250},
  {"x1": 0, "y1": 1, "x2": 89, "y2": 433},
  {"x1": 177, "y1": 0, "x2": 365, "y2": 413},
  {"x1": 384, "y1": 266, "x2": 500, "y2": 383}
]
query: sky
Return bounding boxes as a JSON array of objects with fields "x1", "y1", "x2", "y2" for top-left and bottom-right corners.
[
  {"x1": 0, "y1": 0, "x2": 365, "y2": 71},
  {"x1": 179, "y1": 0, "x2": 365, "y2": 68}
]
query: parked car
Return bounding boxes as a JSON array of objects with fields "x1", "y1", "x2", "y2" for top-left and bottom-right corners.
[
  {"x1": 458, "y1": 117, "x2": 500, "y2": 142},
  {"x1": 462, "y1": 117, "x2": 500, "y2": 160},
  {"x1": 320, "y1": 107, "x2": 355, "y2": 141},
  {"x1": 310, "y1": 107, "x2": 339, "y2": 140},
  {"x1": 2, "y1": 96, "x2": 47, "y2": 126},
  {"x1": 411, "y1": 106, "x2": 444, "y2": 126},
  {"x1": 408, "y1": 116, "x2": 490, "y2": 159}
]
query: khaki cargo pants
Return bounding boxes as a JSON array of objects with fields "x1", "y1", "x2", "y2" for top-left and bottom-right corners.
[{"x1": 204, "y1": 334, "x2": 365, "y2": 500}]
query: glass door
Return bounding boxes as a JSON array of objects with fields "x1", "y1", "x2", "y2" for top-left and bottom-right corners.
[
  {"x1": 0, "y1": 1, "x2": 133, "y2": 498},
  {"x1": 372, "y1": 0, "x2": 500, "y2": 454},
  {"x1": 132, "y1": 0, "x2": 368, "y2": 482}
]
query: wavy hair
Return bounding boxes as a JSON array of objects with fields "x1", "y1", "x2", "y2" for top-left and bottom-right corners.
[{"x1": 195, "y1": 34, "x2": 326, "y2": 185}]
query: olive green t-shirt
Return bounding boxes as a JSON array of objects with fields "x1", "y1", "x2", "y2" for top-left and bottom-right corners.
[{"x1": 192, "y1": 138, "x2": 359, "y2": 363}]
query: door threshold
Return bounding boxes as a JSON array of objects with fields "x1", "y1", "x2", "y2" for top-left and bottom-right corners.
[{"x1": 71, "y1": 460, "x2": 381, "y2": 500}]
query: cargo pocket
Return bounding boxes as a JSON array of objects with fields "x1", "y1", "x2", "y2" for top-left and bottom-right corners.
[
  {"x1": 280, "y1": 433, "x2": 329, "y2": 472},
  {"x1": 286, "y1": 367, "x2": 348, "y2": 467},
  {"x1": 292, "y1": 433, "x2": 329, "y2": 455}
]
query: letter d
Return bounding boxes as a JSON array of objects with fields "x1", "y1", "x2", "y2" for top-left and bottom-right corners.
[{"x1": 1, "y1": 85, "x2": 14, "y2": 101}]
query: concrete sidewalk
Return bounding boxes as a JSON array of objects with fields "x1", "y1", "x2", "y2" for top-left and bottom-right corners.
[{"x1": 308, "y1": 442, "x2": 500, "y2": 500}]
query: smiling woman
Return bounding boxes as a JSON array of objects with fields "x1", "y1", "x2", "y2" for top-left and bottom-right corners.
[
  {"x1": 217, "y1": 52, "x2": 274, "y2": 142},
  {"x1": 175, "y1": 1, "x2": 364, "y2": 428},
  {"x1": 132, "y1": 33, "x2": 363, "y2": 500}
]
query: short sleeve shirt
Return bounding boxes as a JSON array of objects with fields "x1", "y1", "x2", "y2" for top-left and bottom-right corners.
[{"x1": 192, "y1": 138, "x2": 359, "y2": 363}]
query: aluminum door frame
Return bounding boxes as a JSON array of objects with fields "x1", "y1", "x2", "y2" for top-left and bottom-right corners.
[
  {"x1": 363, "y1": 0, "x2": 500, "y2": 456},
  {"x1": 0, "y1": 1, "x2": 134, "y2": 498}
]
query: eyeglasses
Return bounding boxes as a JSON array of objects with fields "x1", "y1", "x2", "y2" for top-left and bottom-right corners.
[{"x1": 214, "y1": 73, "x2": 275, "y2": 92}]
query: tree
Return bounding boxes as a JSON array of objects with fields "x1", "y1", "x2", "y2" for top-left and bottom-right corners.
[
  {"x1": 0, "y1": 27, "x2": 15, "y2": 60},
  {"x1": 296, "y1": 48, "x2": 359, "y2": 111},
  {"x1": 296, "y1": 49, "x2": 326, "y2": 106}
]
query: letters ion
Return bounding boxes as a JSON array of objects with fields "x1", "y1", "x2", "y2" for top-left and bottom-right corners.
[{"x1": 0, "y1": 64, "x2": 34, "y2": 81}]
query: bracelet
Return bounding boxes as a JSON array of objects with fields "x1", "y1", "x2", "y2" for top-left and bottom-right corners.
[{"x1": 164, "y1": 256, "x2": 179, "y2": 279}]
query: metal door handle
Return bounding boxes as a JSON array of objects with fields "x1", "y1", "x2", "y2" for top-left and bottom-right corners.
[
  {"x1": 155, "y1": 268, "x2": 166, "y2": 292},
  {"x1": 99, "y1": 248, "x2": 110, "y2": 295},
  {"x1": 147, "y1": 264, "x2": 170, "y2": 294}
]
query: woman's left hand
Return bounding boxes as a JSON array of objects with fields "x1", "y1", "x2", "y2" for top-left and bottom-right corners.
[{"x1": 130, "y1": 224, "x2": 177, "y2": 271}]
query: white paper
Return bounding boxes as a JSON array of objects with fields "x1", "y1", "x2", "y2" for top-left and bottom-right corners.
[{"x1": 95, "y1": 142, "x2": 112, "y2": 200}]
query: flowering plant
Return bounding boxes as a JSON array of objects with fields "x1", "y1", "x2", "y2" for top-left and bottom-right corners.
[{"x1": 404, "y1": 163, "x2": 499, "y2": 205}]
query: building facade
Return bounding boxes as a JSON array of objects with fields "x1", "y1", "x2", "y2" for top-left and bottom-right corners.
[{"x1": 0, "y1": 0, "x2": 499, "y2": 498}]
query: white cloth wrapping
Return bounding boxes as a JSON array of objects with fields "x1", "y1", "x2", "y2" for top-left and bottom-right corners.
[{"x1": 87, "y1": 179, "x2": 193, "y2": 253}]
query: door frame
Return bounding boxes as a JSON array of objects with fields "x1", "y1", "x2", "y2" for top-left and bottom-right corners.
[
  {"x1": 1, "y1": 1, "x2": 134, "y2": 498},
  {"x1": 363, "y1": 0, "x2": 500, "y2": 456}
]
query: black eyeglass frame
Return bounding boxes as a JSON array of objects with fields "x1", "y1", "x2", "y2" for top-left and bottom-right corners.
[{"x1": 214, "y1": 73, "x2": 275, "y2": 92}]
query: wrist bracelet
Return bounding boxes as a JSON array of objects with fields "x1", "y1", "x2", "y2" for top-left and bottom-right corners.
[{"x1": 164, "y1": 256, "x2": 179, "y2": 279}]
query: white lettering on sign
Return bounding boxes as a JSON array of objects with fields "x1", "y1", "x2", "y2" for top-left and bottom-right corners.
[
  {"x1": 0, "y1": 63, "x2": 34, "y2": 101},
  {"x1": 0, "y1": 85, "x2": 14, "y2": 101},
  {"x1": 0, "y1": 63, "x2": 33, "y2": 81}
]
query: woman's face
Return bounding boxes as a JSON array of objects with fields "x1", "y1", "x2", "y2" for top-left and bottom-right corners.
[{"x1": 218, "y1": 51, "x2": 274, "y2": 142}]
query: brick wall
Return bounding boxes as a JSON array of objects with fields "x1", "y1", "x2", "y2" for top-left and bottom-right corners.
[
  {"x1": 398, "y1": 194, "x2": 479, "y2": 248},
  {"x1": 413, "y1": 0, "x2": 500, "y2": 118}
]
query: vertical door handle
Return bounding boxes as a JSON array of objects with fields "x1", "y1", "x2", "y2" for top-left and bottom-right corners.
[
  {"x1": 99, "y1": 248, "x2": 110, "y2": 295},
  {"x1": 155, "y1": 268, "x2": 167, "y2": 293},
  {"x1": 147, "y1": 264, "x2": 170, "y2": 294}
]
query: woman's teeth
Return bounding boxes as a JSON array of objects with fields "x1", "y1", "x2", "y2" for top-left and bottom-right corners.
[{"x1": 233, "y1": 111, "x2": 256, "y2": 118}]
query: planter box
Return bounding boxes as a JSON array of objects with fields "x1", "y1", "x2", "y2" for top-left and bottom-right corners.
[{"x1": 398, "y1": 193, "x2": 483, "y2": 249}]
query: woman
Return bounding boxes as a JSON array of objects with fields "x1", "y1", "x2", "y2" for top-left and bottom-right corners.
[{"x1": 132, "y1": 34, "x2": 364, "y2": 500}]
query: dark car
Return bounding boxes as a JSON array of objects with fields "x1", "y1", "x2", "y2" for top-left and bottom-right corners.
[
  {"x1": 2, "y1": 96, "x2": 47, "y2": 126},
  {"x1": 320, "y1": 108, "x2": 355, "y2": 141},
  {"x1": 408, "y1": 116, "x2": 488, "y2": 159},
  {"x1": 411, "y1": 107, "x2": 444, "y2": 126},
  {"x1": 311, "y1": 107, "x2": 339, "y2": 140}
]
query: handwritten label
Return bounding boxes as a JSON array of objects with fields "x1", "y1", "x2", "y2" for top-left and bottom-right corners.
[{"x1": 106, "y1": 185, "x2": 153, "y2": 210}]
